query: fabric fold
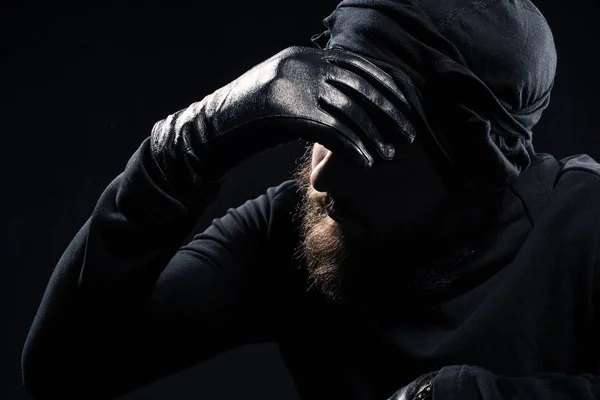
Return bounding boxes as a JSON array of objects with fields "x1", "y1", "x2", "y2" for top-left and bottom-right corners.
[{"x1": 311, "y1": 0, "x2": 557, "y2": 193}]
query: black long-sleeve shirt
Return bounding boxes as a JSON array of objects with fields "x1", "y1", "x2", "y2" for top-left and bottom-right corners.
[{"x1": 21, "y1": 137, "x2": 600, "y2": 400}]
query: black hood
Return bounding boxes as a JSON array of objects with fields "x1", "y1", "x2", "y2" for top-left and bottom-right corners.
[{"x1": 311, "y1": 0, "x2": 557, "y2": 193}]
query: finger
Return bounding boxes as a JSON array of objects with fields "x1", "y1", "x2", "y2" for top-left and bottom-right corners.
[
  {"x1": 325, "y1": 49, "x2": 414, "y2": 116},
  {"x1": 326, "y1": 67, "x2": 417, "y2": 147},
  {"x1": 325, "y1": 60, "x2": 418, "y2": 145},
  {"x1": 295, "y1": 112, "x2": 377, "y2": 169},
  {"x1": 320, "y1": 80, "x2": 396, "y2": 161}
]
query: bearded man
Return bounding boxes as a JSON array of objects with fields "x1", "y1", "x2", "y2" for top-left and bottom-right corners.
[{"x1": 22, "y1": 0, "x2": 600, "y2": 400}]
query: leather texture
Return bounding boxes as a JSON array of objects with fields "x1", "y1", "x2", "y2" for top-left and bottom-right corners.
[
  {"x1": 149, "y1": 46, "x2": 417, "y2": 205},
  {"x1": 386, "y1": 370, "x2": 439, "y2": 400}
]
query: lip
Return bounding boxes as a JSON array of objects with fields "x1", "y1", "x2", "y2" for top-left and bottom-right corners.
[
  {"x1": 324, "y1": 195, "x2": 356, "y2": 224},
  {"x1": 326, "y1": 203, "x2": 346, "y2": 222}
]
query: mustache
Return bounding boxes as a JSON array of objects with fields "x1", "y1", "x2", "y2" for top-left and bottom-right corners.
[
  {"x1": 305, "y1": 184, "x2": 328, "y2": 211},
  {"x1": 307, "y1": 187, "x2": 341, "y2": 219}
]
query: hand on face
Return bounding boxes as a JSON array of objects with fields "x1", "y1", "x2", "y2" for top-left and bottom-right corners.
[
  {"x1": 294, "y1": 141, "x2": 452, "y2": 306},
  {"x1": 308, "y1": 141, "x2": 449, "y2": 241}
]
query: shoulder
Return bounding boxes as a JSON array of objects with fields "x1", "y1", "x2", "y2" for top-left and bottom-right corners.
[
  {"x1": 556, "y1": 154, "x2": 600, "y2": 183},
  {"x1": 549, "y1": 154, "x2": 600, "y2": 215},
  {"x1": 543, "y1": 154, "x2": 600, "y2": 211},
  {"x1": 521, "y1": 153, "x2": 600, "y2": 234},
  {"x1": 545, "y1": 154, "x2": 600, "y2": 241},
  {"x1": 556, "y1": 155, "x2": 600, "y2": 290},
  {"x1": 543, "y1": 154, "x2": 600, "y2": 205}
]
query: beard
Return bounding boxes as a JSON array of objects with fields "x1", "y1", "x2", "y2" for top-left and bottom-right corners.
[{"x1": 291, "y1": 144, "x2": 493, "y2": 309}]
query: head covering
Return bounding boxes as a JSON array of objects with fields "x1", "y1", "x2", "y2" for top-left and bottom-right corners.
[{"x1": 311, "y1": 0, "x2": 557, "y2": 193}]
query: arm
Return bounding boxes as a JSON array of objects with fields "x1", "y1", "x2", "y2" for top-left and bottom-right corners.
[
  {"x1": 23, "y1": 46, "x2": 415, "y2": 399},
  {"x1": 21, "y1": 138, "x2": 295, "y2": 399}
]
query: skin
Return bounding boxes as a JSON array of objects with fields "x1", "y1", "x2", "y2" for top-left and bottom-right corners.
[
  {"x1": 292, "y1": 140, "x2": 488, "y2": 307},
  {"x1": 309, "y1": 141, "x2": 449, "y2": 240}
]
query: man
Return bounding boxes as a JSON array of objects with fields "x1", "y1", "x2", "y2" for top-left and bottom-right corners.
[{"x1": 21, "y1": 0, "x2": 600, "y2": 399}]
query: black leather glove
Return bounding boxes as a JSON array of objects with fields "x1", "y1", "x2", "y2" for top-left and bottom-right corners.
[
  {"x1": 387, "y1": 370, "x2": 439, "y2": 400},
  {"x1": 149, "y1": 45, "x2": 416, "y2": 206}
]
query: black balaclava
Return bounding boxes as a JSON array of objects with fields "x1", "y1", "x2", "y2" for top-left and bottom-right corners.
[{"x1": 311, "y1": 0, "x2": 557, "y2": 194}]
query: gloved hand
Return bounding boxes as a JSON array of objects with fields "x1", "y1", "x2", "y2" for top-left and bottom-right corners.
[
  {"x1": 387, "y1": 370, "x2": 438, "y2": 400},
  {"x1": 149, "y1": 45, "x2": 416, "y2": 205}
]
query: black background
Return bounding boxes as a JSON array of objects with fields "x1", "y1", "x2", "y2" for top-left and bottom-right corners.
[{"x1": 3, "y1": 0, "x2": 600, "y2": 399}]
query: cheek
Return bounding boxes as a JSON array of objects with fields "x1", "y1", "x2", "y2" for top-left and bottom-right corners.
[{"x1": 364, "y1": 168, "x2": 448, "y2": 230}]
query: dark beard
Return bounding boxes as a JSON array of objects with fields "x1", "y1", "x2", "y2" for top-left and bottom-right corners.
[{"x1": 291, "y1": 144, "x2": 493, "y2": 309}]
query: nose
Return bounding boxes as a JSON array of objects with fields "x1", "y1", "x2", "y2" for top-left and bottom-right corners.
[{"x1": 309, "y1": 144, "x2": 357, "y2": 193}]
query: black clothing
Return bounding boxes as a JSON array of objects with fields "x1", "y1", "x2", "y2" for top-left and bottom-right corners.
[
  {"x1": 313, "y1": 0, "x2": 557, "y2": 193},
  {"x1": 22, "y1": 137, "x2": 600, "y2": 400},
  {"x1": 18, "y1": 3, "x2": 584, "y2": 399}
]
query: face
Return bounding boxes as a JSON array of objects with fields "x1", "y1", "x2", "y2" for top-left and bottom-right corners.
[
  {"x1": 293, "y1": 139, "x2": 465, "y2": 307},
  {"x1": 310, "y1": 140, "x2": 449, "y2": 239}
]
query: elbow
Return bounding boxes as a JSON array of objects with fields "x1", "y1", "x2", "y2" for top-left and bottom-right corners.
[
  {"x1": 22, "y1": 338, "x2": 63, "y2": 399},
  {"x1": 22, "y1": 331, "x2": 128, "y2": 400},
  {"x1": 21, "y1": 333, "x2": 86, "y2": 400},
  {"x1": 22, "y1": 348, "x2": 98, "y2": 400},
  {"x1": 22, "y1": 347, "x2": 53, "y2": 399},
  {"x1": 22, "y1": 361, "x2": 54, "y2": 400}
]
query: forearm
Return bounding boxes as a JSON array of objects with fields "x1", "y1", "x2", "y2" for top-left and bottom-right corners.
[
  {"x1": 22, "y1": 137, "x2": 223, "y2": 398},
  {"x1": 76, "y1": 136, "x2": 220, "y2": 309}
]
